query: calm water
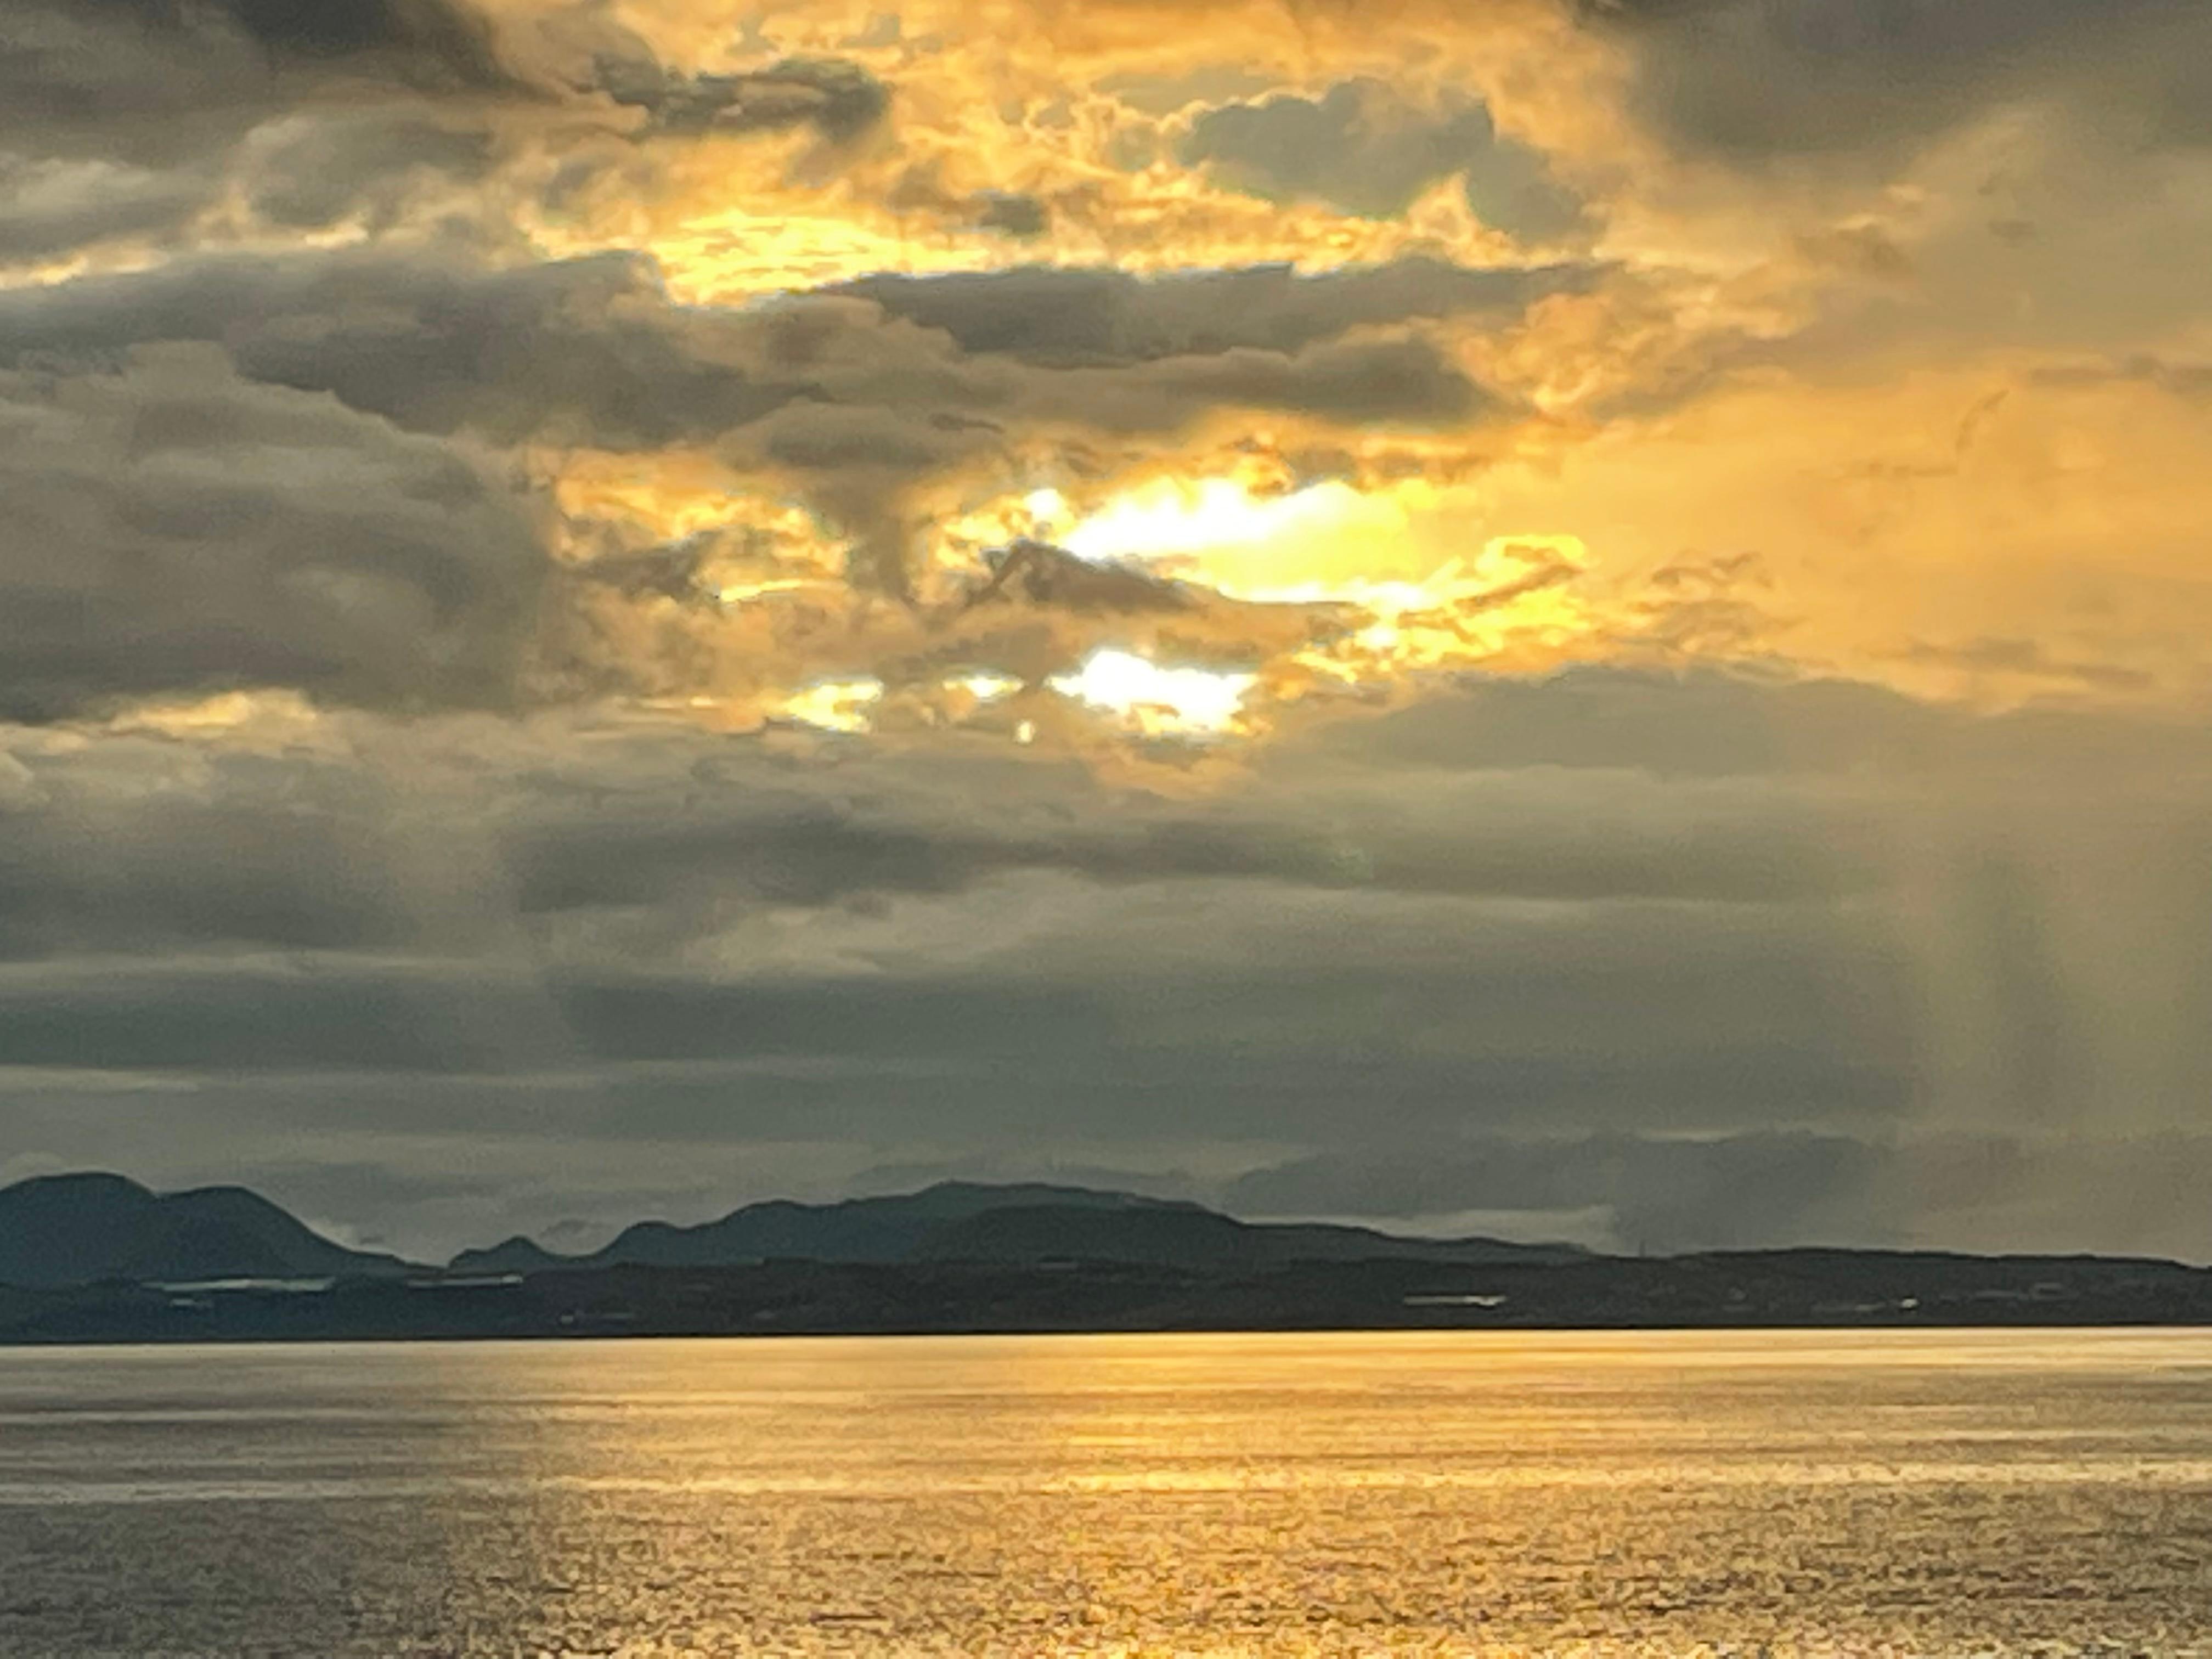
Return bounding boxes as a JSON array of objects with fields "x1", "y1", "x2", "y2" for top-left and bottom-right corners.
[{"x1": 0, "y1": 1331, "x2": 2208, "y2": 1656}]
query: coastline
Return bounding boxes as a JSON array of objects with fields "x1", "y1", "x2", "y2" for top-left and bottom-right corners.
[{"x1": 8, "y1": 1249, "x2": 2210, "y2": 1346}]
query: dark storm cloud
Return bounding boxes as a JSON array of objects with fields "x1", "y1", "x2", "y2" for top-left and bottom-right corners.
[
  {"x1": 0, "y1": 0, "x2": 511, "y2": 163},
  {"x1": 0, "y1": 347, "x2": 546, "y2": 720},
  {"x1": 0, "y1": 957, "x2": 564, "y2": 1074},
  {"x1": 3, "y1": 671, "x2": 2211, "y2": 1255},
  {"x1": 595, "y1": 54, "x2": 890, "y2": 142},
  {"x1": 7, "y1": 665, "x2": 2202, "y2": 955},
  {"x1": 0, "y1": 731, "x2": 505, "y2": 959},
  {"x1": 1179, "y1": 80, "x2": 1587, "y2": 239},
  {"x1": 972, "y1": 191, "x2": 1049, "y2": 238},
  {"x1": 0, "y1": 156, "x2": 211, "y2": 262},
  {"x1": 490, "y1": 759, "x2": 1877, "y2": 919},
  {"x1": 478, "y1": 673, "x2": 1927, "y2": 921},
  {"x1": 489, "y1": 771, "x2": 1797, "y2": 917},
  {"x1": 0, "y1": 247, "x2": 1524, "y2": 445},
  {"x1": 236, "y1": 109, "x2": 495, "y2": 229},
  {"x1": 527, "y1": 968, "x2": 1914, "y2": 1158},
  {"x1": 0, "y1": 784, "x2": 419, "y2": 958},
  {"x1": 1285, "y1": 667, "x2": 1948, "y2": 775},
  {"x1": 0, "y1": 944, "x2": 1912, "y2": 1139},
  {"x1": 0, "y1": 246, "x2": 1531, "y2": 600},
  {"x1": 834, "y1": 258, "x2": 1595, "y2": 367},
  {"x1": 1586, "y1": 0, "x2": 2212, "y2": 161},
  {"x1": 172, "y1": 0, "x2": 506, "y2": 81},
  {"x1": 1035, "y1": 334, "x2": 1483, "y2": 429},
  {"x1": 0, "y1": 672, "x2": 1893, "y2": 970},
  {"x1": 0, "y1": 2, "x2": 887, "y2": 261},
  {"x1": 0, "y1": 250, "x2": 793, "y2": 447}
]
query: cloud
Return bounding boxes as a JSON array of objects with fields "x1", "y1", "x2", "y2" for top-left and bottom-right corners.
[
  {"x1": 0, "y1": 347, "x2": 546, "y2": 720},
  {"x1": 0, "y1": 247, "x2": 1546, "y2": 449},
  {"x1": 0, "y1": 0, "x2": 511, "y2": 163},
  {"x1": 2031, "y1": 353, "x2": 2212, "y2": 400},
  {"x1": 595, "y1": 54, "x2": 890, "y2": 143},
  {"x1": 0, "y1": 955, "x2": 553, "y2": 1074},
  {"x1": 0, "y1": 248, "x2": 811, "y2": 447},
  {"x1": 0, "y1": 0, "x2": 2207, "y2": 1272},
  {"x1": 234, "y1": 108, "x2": 496, "y2": 230},
  {"x1": 0, "y1": 154, "x2": 211, "y2": 262},
  {"x1": 1223, "y1": 1130, "x2": 1897, "y2": 1251},
  {"x1": 0, "y1": 665, "x2": 2206, "y2": 1259},
  {"x1": 1222, "y1": 1127, "x2": 2212, "y2": 1260},
  {"x1": 1180, "y1": 80, "x2": 1587, "y2": 239},
  {"x1": 187, "y1": 0, "x2": 507, "y2": 82},
  {"x1": 0, "y1": 673, "x2": 2204, "y2": 1209},
  {"x1": 972, "y1": 191, "x2": 1049, "y2": 239},
  {"x1": 1023, "y1": 334, "x2": 1485, "y2": 430},
  {"x1": 834, "y1": 258, "x2": 1595, "y2": 366},
  {"x1": 1589, "y1": 0, "x2": 2212, "y2": 162},
  {"x1": 0, "y1": 245, "x2": 1559, "y2": 602}
]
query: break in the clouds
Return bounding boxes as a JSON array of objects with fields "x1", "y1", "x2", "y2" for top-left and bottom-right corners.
[{"x1": 2, "y1": 0, "x2": 2209, "y2": 1262}]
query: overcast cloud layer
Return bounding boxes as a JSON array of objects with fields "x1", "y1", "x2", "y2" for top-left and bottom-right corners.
[{"x1": 2, "y1": 0, "x2": 2209, "y2": 1261}]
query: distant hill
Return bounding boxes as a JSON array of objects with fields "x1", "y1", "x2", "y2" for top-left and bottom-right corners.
[
  {"x1": 0, "y1": 1173, "x2": 410, "y2": 1289},
  {"x1": 448, "y1": 1181, "x2": 1585, "y2": 1275},
  {"x1": 912, "y1": 1203, "x2": 1586, "y2": 1269},
  {"x1": 10, "y1": 1172, "x2": 2212, "y2": 1346},
  {"x1": 449, "y1": 1235, "x2": 569, "y2": 1276}
]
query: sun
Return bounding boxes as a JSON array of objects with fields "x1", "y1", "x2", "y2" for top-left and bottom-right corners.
[{"x1": 1051, "y1": 650, "x2": 1258, "y2": 737}]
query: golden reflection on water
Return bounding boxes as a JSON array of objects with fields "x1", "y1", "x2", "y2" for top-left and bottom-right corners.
[{"x1": 1, "y1": 1329, "x2": 2209, "y2": 1655}]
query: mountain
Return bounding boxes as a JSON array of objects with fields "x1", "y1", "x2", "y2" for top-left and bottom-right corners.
[
  {"x1": 0, "y1": 1173, "x2": 410, "y2": 1289},
  {"x1": 452, "y1": 1181, "x2": 1175, "y2": 1272},
  {"x1": 11, "y1": 1172, "x2": 2212, "y2": 1346},
  {"x1": 449, "y1": 1235, "x2": 568, "y2": 1276},
  {"x1": 447, "y1": 1181, "x2": 1584, "y2": 1274},
  {"x1": 913, "y1": 1203, "x2": 1585, "y2": 1269}
]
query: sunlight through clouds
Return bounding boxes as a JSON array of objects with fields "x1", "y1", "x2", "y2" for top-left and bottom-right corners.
[
  {"x1": 4, "y1": 0, "x2": 2211, "y2": 1272},
  {"x1": 1050, "y1": 650, "x2": 1259, "y2": 737},
  {"x1": 1058, "y1": 477, "x2": 1403, "y2": 572},
  {"x1": 776, "y1": 677, "x2": 885, "y2": 733}
]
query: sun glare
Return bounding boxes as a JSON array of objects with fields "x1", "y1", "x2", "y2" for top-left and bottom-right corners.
[
  {"x1": 1059, "y1": 477, "x2": 1406, "y2": 579},
  {"x1": 1049, "y1": 650, "x2": 1257, "y2": 737},
  {"x1": 776, "y1": 678, "x2": 884, "y2": 733},
  {"x1": 950, "y1": 672, "x2": 1023, "y2": 703}
]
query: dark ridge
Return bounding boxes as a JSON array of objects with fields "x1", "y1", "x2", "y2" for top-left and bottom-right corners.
[
  {"x1": 0, "y1": 1172, "x2": 411, "y2": 1290},
  {"x1": 445, "y1": 1180, "x2": 1581, "y2": 1275},
  {"x1": 8, "y1": 1171, "x2": 2212, "y2": 1344},
  {"x1": 448, "y1": 1235, "x2": 568, "y2": 1276}
]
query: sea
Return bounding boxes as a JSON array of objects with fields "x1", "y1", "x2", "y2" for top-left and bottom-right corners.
[{"x1": 0, "y1": 1329, "x2": 2208, "y2": 1657}]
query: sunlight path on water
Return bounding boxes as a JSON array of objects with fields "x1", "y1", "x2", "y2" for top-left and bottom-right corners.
[{"x1": 2, "y1": 1330, "x2": 2209, "y2": 1655}]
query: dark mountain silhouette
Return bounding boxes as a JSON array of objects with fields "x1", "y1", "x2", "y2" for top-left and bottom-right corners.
[
  {"x1": 912, "y1": 1203, "x2": 1585, "y2": 1269},
  {"x1": 450, "y1": 1235, "x2": 568, "y2": 1276},
  {"x1": 0, "y1": 1173, "x2": 409, "y2": 1289},
  {"x1": 447, "y1": 1180, "x2": 1584, "y2": 1274},
  {"x1": 7, "y1": 1172, "x2": 2212, "y2": 1345}
]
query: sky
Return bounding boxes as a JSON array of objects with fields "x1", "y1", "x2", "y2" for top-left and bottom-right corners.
[{"x1": 2, "y1": 0, "x2": 2210, "y2": 1263}]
